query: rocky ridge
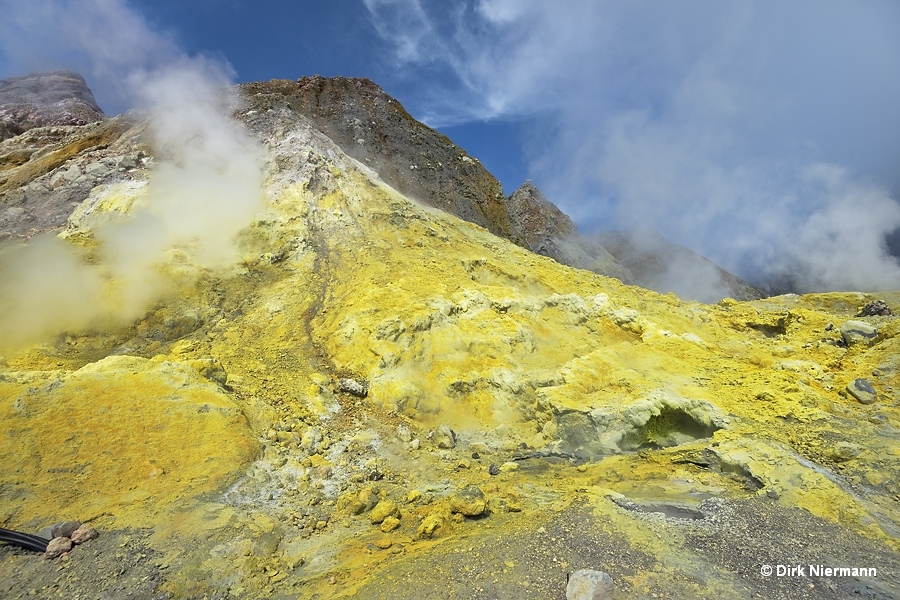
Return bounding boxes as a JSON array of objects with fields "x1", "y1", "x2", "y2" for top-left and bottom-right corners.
[
  {"x1": 240, "y1": 76, "x2": 523, "y2": 244},
  {"x1": 0, "y1": 72, "x2": 759, "y2": 301},
  {"x1": 0, "y1": 71, "x2": 105, "y2": 141},
  {"x1": 238, "y1": 75, "x2": 759, "y2": 302},
  {"x1": 0, "y1": 72, "x2": 898, "y2": 599}
]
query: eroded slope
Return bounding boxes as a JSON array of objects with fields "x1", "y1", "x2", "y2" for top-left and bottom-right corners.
[{"x1": 0, "y1": 95, "x2": 898, "y2": 599}]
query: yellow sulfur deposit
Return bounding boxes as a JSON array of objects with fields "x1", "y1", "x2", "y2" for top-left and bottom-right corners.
[
  {"x1": 0, "y1": 356, "x2": 258, "y2": 529},
  {"x1": 1, "y1": 116, "x2": 898, "y2": 599}
]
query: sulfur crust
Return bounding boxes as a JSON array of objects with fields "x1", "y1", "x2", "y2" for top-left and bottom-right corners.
[{"x1": 0, "y1": 128, "x2": 897, "y2": 597}]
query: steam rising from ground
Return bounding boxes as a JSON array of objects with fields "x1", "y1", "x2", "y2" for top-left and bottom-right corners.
[
  {"x1": 0, "y1": 1, "x2": 263, "y2": 351},
  {"x1": 364, "y1": 0, "x2": 900, "y2": 293}
]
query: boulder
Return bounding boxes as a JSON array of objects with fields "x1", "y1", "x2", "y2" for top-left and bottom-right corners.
[
  {"x1": 846, "y1": 378, "x2": 877, "y2": 405},
  {"x1": 566, "y1": 569, "x2": 614, "y2": 600},
  {"x1": 449, "y1": 484, "x2": 486, "y2": 516},
  {"x1": 857, "y1": 300, "x2": 892, "y2": 317},
  {"x1": 434, "y1": 424, "x2": 456, "y2": 449},
  {"x1": 369, "y1": 500, "x2": 399, "y2": 525},
  {"x1": 43, "y1": 536, "x2": 73, "y2": 559},
  {"x1": 840, "y1": 320, "x2": 877, "y2": 346}
]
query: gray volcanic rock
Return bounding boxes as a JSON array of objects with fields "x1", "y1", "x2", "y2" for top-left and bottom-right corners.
[
  {"x1": 507, "y1": 180, "x2": 577, "y2": 243},
  {"x1": 840, "y1": 320, "x2": 878, "y2": 346},
  {"x1": 239, "y1": 76, "x2": 525, "y2": 245},
  {"x1": 505, "y1": 181, "x2": 633, "y2": 283},
  {"x1": 0, "y1": 71, "x2": 147, "y2": 243},
  {"x1": 0, "y1": 71, "x2": 105, "y2": 141},
  {"x1": 0, "y1": 116, "x2": 145, "y2": 242}
]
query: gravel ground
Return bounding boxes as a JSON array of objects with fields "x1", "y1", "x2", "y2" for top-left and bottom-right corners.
[
  {"x1": 0, "y1": 528, "x2": 170, "y2": 600},
  {"x1": 344, "y1": 496, "x2": 899, "y2": 600},
  {"x1": 2, "y1": 495, "x2": 896, "y2": 599}
]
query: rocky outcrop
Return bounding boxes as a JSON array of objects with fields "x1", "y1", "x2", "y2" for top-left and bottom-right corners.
[
  {"x1": 505, "y1": 181, "x2": 634, "y2": 283},
  {"x1": 0, "y1": 71, "x2": 105, "y2": 141},
  {"x1": 0, "y1": 116, "x2": 146, "y2": 242},
  {"x1": 503, "y1": 181, "x2": 759, "y2": 301},
  {"x1": 239, "y1": 76, "x2": 525, "y2": 245},
  {"x1": 506, "y1": 180, "x2": 577, "y2": 244}
]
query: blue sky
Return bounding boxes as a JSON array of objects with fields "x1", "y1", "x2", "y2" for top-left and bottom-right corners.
[{"x1": 2, "y1": 0, "x2": 900, "y2": 291}]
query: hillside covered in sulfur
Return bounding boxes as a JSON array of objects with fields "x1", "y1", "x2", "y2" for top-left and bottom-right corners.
[{"x1": 0, "y1": 72, "x2": 898, "y2": 599}]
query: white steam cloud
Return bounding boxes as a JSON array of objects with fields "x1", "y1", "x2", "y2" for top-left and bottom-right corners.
[
  {"x1": 363, "y1": 0, "x2": 900, "y2": 293},
  {"x1": 0, "y1": 0, "x2": 263, "y2": 350}
]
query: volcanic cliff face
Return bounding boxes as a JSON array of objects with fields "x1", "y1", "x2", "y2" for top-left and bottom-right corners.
[
  {"x1": 0, "y1": 71, "x2": 105, "y2": 141},
  {"x1": 240, "y1": 76, "x2": 525, "y2": 245},
  {"x1": 0, "y1": 72, "x2": 899, "y2": 599},
  {"x1": 236, "y1": 76, "x2": 760, "y2": 301},
  {"x1": 0, "y1": 72, "x2": 145, "y2": 243}
]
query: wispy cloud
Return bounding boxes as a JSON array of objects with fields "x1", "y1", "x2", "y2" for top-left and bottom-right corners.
[
  {"x1": 362, "y1": 0, "x2": 439, "y2": 65},
  {"x1": 364, "y1": 0, "x2": 900, "y2": 292}
]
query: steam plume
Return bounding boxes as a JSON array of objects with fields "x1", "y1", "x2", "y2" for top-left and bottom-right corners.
[
  {"x1": 0, "y1": 0, "x2": 263, "y2": 351},
  {"x1": 364, "y1": 0, "x2": 900, "y2": 293}
]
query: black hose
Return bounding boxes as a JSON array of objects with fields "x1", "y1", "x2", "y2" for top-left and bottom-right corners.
[{"x1": 0, "y1": 527, "x2": 50, "y2": 552}]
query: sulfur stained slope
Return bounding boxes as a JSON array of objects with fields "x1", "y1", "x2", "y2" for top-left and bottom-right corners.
[
  {"x1": 239, "y1": 76, "x2": 523, "y2": 245},
  {"x1": 0, "y1": 96, "x2": 898, "y2": 598}
]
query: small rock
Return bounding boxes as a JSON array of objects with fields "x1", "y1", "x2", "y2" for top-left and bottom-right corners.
[
  {"x1": 117, "y1": 155, "x2": 137, "y2": 170},
  {"x1": 450, "y1": 484, "x2": 486, "y2": 516},
  {"x1": 357, "y1": 487, "x2": 379, "y2": 511},
  {"x1": 488, "y1": 464, "x2": 500, "y2": 476},
  {"x1": 434, "y1": 424, "x2": 456, "y2": 449},
  {"x1": 300, "y1": 427, "x2": 323, "y2": 453},
  {"x1": 374, "y1": 537, "x2": 392, "y2": 549},
  {"x1": 857, "y1": 300, "x2": 892, "y2": 317},
  {"x1": 829, "y1": 442, "x2": 864, "y2": 462},
  {"x1": 840, "y1": 320, "x2": 877, "y2": 346},
  {"x1": 62, "y1": 164, "x2": 82, "y2": 182},
  {"x1": 70, "y1": 523, "x2": 98, "y2": 544},
  {"x1": 847, "y1": 378, "x2": 877, "y2": 404},
  {"x1": 406, "y1": 489, "x2": 421, "y2": 503},
  {"x1": 44, "y1": 537, "x2": 73, "y2": 560},
  {"x1": 51, "y1": 521, "x2": 82, "y2": 538},
  {"x1": 380, "y1": 515, "x2": 401, "y2": 533},
  {"x1": 369, "y1": 500, "x2": 399, "y2": 524},
  {"x1": 84, "y1": 161, "x2": 111, "y2": 178},
  {"x1": 417, "y1": 513, "x2": 444, "y2": 538},
  {"x1": 566, "y1": 569, "x2": 614, "y2": 600},
  {"x1": 338, "y1": 378, "x2": 368, "y2": 397},
  {"x1": 49, "y1": 170, "x2": 67, "y2": 188}
]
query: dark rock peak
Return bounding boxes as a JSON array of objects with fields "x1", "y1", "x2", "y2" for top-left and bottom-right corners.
[
  {"x1": 0, "y1": 71, "x2": 105, "y2": 141},
  {"x1": 507, "y1": 180, "x2": 577, "y2": 245},
  {"x1": 239, "y1": 76, "x2": 524, "y2": 245}
]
